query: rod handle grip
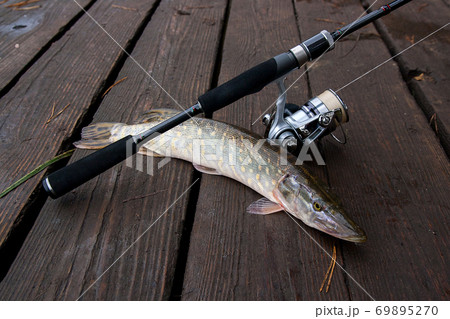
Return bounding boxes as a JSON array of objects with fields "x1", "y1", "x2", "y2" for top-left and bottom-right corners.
[
  {"x1": 43, "y1": 135, "x2": 137, "y2": 199},
  {"x1": 198, "y1": 52, "x2": 298, "y2": 113}
]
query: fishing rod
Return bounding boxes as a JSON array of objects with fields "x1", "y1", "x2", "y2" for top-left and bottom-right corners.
[{"x1": 43, "y1": 0, "x2": 412, "y2": 199}]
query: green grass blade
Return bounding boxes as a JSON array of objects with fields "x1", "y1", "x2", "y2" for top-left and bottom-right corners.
[{"x1": 0, "y1": 149, "x2": 75, "y2": 199}]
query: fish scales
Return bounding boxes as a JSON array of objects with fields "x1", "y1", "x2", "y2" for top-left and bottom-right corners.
[
  {"x1": 113, "y1": 117, "x2": 286, "y2": 202},
  {"x1": 75, "y1": 109, "x2": 366, "y2": 242}
]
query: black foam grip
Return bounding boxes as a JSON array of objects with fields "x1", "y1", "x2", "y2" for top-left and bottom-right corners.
[
  {"x1": 198, "y1": 58, "x2": 279, "y2": 113},
  {"x1": 43, "y1": 135, "x2": 137, "y2": 198}
]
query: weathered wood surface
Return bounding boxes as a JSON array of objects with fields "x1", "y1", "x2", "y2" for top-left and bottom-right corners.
[
  {"x1": 363, "y1": 0, "x2": 450, "y2": 155},
  {"x1": 0, "y1": 0, "x2": 92, "y2": 94},
  {"x1": 0, "y1": 0, "x2": 227, "y2": 300},
  {"x1": 294, "y1": 0, "x2": 449, "y2": 300},
  {"x1": 181, "y1": 0, "x2": 449, "y2": 300},
  {"x1": 181, "y1": 0, "x2": 351, "y2": 301},
  {"x1": 0, "y1": 0, "x2": 448, "y2": 301},
  {"x1": 0, "y1": 0, "x2": 159, "y2": 276}
]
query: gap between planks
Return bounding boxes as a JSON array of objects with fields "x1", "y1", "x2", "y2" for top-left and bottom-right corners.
[
  {"x1": 0, "y1": 0, "x2": 164, "y2": 284},
  {"x1": 0, "y1": 0, "x2": 97, "y2": 100}
]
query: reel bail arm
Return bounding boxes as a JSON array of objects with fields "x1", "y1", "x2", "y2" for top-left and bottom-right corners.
[{"x1": 263, "y1": 77, "x2": 349, "y2": 153}]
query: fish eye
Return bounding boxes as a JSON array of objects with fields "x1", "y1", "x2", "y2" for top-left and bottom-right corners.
[{"x1": 313, "y1": 201, "x2": 322, "y2": 211}]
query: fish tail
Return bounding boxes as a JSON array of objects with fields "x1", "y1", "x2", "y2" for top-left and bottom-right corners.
[{"x1": 74, "y1": 122, "x2": 124, "y2": 149}]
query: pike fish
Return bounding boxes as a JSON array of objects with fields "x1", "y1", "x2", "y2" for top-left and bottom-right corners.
[{"x1": 75, "y1": 109, "x2": 366, "y2": 242}]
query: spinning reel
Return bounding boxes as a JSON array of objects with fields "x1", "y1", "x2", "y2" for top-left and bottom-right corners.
[{"x1": 262, "y1": 78, "x2": 348, "y2": 153}]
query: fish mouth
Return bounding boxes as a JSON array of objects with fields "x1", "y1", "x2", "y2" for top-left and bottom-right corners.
[
  {"x1": 341, "y1": 230, "x2": 367, "y2": 243},
  {"x1": 312, "y1": 210, "x2": 367, "y2": 243}
]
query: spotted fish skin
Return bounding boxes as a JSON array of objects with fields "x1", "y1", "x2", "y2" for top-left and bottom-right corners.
[{"x1": 75, "y1": 109, "x2": 366, "y2": 242}]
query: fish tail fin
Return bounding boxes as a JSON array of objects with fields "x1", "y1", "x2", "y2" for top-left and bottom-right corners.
[{"x1": 74, "y1": 122, "x2": 124, "y2": 149}]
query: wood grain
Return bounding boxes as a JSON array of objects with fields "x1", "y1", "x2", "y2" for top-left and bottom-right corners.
[
  {"x1": 363, "y1": 0, "x2": 450, "y2": 155},
  {"x1": 181, "y1": 0, "x2": 351, "y2": 301},
  {"x1": 0, "y1": 0, "x2": 92, "y2": 93},
  {"x1": 0, "y1": 0, "x2": 227, "y2": 300},
  {"x1": 0, "y1": 0, "x2": 448, "y2": 301},
  {"x1": 377, "y1": 1, "x2": 450, "y2": 156},
  {"x1": 0, "y1": 0, "x2": 159, "y2": 265},
  {"x1": 295, "y1": 0, "x2": 449, "y2": 300}
]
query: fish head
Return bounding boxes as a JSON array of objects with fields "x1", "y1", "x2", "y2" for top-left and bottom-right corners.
[{"x1": 273, "y1": 173, "x2": 366, "y2": 243}]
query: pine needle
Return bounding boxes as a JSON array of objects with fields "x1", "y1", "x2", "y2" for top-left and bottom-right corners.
[
  {"x1": 122, "y1": 189, "x2": 168, "y2": 203},
  {"x1": 6, "y1": 0, "x2": 39, "y2": 8},
  {"x1": 52, "y1": 103, "x2": 70, "y2": 120},
  {"x1": 102, "y1": 76, "x2": 128, "y2": 97},
  {"x1": 111, "y1": 4, "x2": 137, "y2": 11},
  {"x1": 44, "y1": 102, "x2": 56, "y2": 126},
  {"x1": 320, "y1": 250, "x2": 333, "y2": 292},
  {"x1": 14, "y1": 5, "x2": 40, "y2": 10},
  {"x1": 326, "y1": 245, "x2": 337, "y2": 293},
  {"x1": 44, "y1": 102, "x2": 70, "y2": 126},
  {"x1": 320, "y1": 244, "x2": 337, "y2": 293},
  {"x1": 429, "y1": 113, "x2": 438, "y2": 134},
  {"x1": 0, "y1": 149, "x2": 74, "y2": 199}
]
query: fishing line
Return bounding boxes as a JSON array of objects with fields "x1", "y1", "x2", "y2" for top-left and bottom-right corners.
[
  {"x1": 76, "y1": 178, "x2": 200, "y2": 300},
  {"x1": 251, "y1": 0, "x2": 381, "y2": 126},
  {"x1": 44, "y1": 1, "x2": 415, "y2": 199},
  {"x1": 70, "y1": 0, "x2": 199, "y2": 124},
  {"x1": 336, "y1": 22, "x2": 450, "y2": 93},
  {"x1": 283, "y1": 211, "x2": 377, "y2": 301}
]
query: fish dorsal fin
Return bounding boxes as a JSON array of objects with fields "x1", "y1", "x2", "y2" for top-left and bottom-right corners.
[
  {"x1": 138, "y1": 147, "x2": 164, "y2": 158},
  {"x1": 193, "y1": 163, "x2": 222, "y2": 175},
  {"x1": 247, "y1": 198, "x2": 283, "y2": 215},
  {"x1": 135, "y1": 108, "x2": 179, "y2": 123}
]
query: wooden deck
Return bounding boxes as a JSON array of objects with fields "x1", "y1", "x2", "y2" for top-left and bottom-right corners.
[{"x1": 0, "y1": 0, "x2": 448, "y2": 300}]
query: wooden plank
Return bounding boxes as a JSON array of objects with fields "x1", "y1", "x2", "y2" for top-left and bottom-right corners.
[
  {"x1": 294, "y1": 0, "x2": 449, "y2": 300},
  {"x1": 181, "y1": 0, "x2": 353, "y2": 301},
  {"x1": 0, "y1": 0, "x2": 159, "y2": 266},
  {"x1": 0, "y1": 0, "x2": 227, "y2": 300},
  {"x1": 0, "y1": 0, "x2": 92, "y2": 94},
  {"x1": 363, "y1": 0, "x2": 450, "y2": 155}
]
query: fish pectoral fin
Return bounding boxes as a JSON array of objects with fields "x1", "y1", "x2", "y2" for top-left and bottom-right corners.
[
  {"x1": 247, "y1": 198, "x2": 283, "y2": 215},
  {"x1": 193, "y1": 163, "x2": 222, "y2": 175}
]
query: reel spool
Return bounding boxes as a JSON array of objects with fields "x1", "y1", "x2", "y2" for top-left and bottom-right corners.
[{"x1": 262, "y1": 78, "x2": 348, "y2": 154}]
